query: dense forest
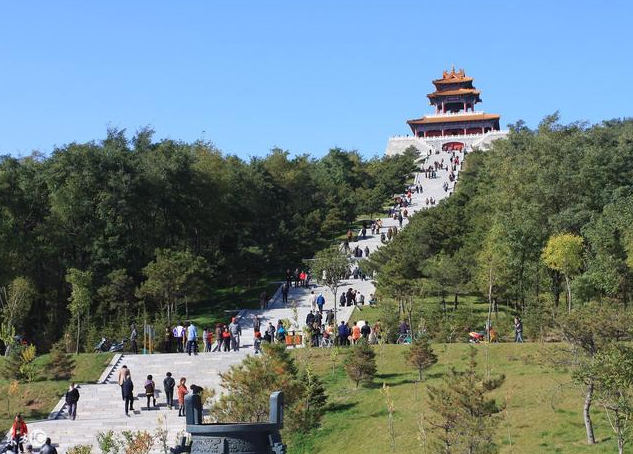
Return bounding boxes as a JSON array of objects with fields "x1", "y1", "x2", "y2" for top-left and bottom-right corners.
[
  {"x1": 0, "y1": 128, "x2": 417, "y2": 349},
  {"x1": 369, "y1": 115, "x2": 633, "y2": 338}
]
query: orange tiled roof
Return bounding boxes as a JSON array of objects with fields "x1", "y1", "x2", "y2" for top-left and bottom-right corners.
[
  {"x1": 433, "y1": 77, "x2": 474, "y2": 84},
  {"x1": 432, "y1": 67, "x2": 472, "y2": 84},
  {"x1": 428, "y1": 88, "x2": 480, "y2": 98},
  {"x1": 407, "y1": 113, "x2": 500, "y2": 125}
]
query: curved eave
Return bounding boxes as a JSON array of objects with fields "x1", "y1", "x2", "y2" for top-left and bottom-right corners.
[
  {"x1": 406, "y1": 113, "x2": 501, "y2": 125},
  {"x1": 432, "y1": 77, "x2": 474, "y2": 85},
  {"x1": 427, "y1": 90, "x2": 481, "y2": 99}
]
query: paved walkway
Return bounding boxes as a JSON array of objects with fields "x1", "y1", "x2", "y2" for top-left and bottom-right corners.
[{"x1": 24, "y1": 148, "x2": 464, "y2": 453}]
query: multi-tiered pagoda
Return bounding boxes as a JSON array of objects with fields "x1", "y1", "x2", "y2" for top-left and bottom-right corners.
[{"x1": 386, "y1": 67, "x2": 507, "y2": 156}]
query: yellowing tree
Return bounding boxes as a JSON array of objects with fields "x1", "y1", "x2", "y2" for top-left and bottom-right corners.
[{"x1": 542, "y1": 233, "x2": 584, "y2": 313}]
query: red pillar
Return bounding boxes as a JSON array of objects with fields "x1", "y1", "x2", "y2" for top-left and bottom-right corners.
[{"x1": 463, "y1": 102, "x2": 467, "y2": 112}]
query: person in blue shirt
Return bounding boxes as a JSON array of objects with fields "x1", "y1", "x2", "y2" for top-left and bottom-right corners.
[
  {"x1": 338, "y1": 321, "x2": 349, "y2": 346},
  {"x1": 316, "y1": 293, "x2": 325, "y2": 313}
]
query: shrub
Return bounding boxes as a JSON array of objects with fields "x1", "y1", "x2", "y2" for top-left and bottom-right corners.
[
  {"x1": 48, "y1": 340, "x2": 76, "y2": 380},
  {"x1": 344, "y1": 340, "x2": 377, "y2": 388},
  {"x1": 20, "y1": 345, "x2": 38, "y2": 382},
  {"x1": 404, "y1": 337, "x2": 438, "y2": 380},
  {"x1": 120, "y1": 431, "x2": 153, "y2": 454},
  {"x1": 96, "y1": 431, "x2": 119, "y2": 454},
  {"x1": 2, "y1": 344, "x2": 40, "y2": 382},
  {"x1": 67, "y1": 445, "x2": 92, "y2": 454}
]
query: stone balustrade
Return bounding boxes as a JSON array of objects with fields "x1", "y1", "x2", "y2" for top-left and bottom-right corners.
[
  {"x1": 424, "y1": 110, "x2": 486, "y2": 118},
  {"x1": 388, "y1": 130, "x2": 509, "y2": 142}
]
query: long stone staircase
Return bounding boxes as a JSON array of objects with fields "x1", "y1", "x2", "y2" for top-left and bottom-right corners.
[{"x1": 23, "y1": 148, "x2": 464, "y2": 453}]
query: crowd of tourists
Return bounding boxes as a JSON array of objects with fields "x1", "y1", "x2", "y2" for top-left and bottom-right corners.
[
  {"x1": 116, "y1": 364, "x2": 196, "y2": 417},
  {"x1": 311, "y1": 318, "x2": 383, "y2": 347},
  {"x1": 285, "y1": 268, "x2": 311, "y2": 288},
  {"x1": 161, "y1": 317, "x2": 243, "y2": 355}
]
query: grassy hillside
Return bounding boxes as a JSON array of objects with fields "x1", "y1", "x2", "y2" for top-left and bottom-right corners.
[
  {"x1": 0, "y1": 353, "x2": 112, "y2": 429},
  {"x1": 289, "y1": 343, "x2": 616, "y2": 454}
]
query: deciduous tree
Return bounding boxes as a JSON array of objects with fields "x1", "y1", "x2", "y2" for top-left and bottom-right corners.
[
  {"x1": 577, "y1": 344, "x2": 633, "y2": 454},
  {"x1": 542, "y1": 233, "x2": 584, "y2": 313},
  {"x1": 310, "y1": 246, "x2": 350, "y2": 325},
  {"x1": 66, "y1": 268, "x2": 93, "y2": 354}
]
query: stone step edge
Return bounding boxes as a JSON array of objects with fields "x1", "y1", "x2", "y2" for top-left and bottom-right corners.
[
  {"x1": 98, "y1": 353, "x2": 123, "y2": 384},
  {"x1": 42, "y1": 353, "x2": 124, "y2": 421}
]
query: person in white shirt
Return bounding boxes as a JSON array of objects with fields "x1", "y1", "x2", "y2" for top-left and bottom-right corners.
[
  {"x1": 173, "y1": 323, "x2": 184, "y2": 353},
  {"x1": 186, "y1": 322, "x2": 197, "y2": 356},
  {"x1": 308, "y1": 291, "x2": 317, "y2": 312}
]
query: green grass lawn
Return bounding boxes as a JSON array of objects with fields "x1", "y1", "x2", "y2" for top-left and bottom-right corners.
[
  {"x1": 0, "y1": 353, "x2": 112, "y2": 429},
  {"x1": 288, "y1": 343, "x2": 616, "y2": 454}
]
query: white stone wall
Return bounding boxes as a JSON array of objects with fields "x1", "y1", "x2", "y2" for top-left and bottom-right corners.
[
  {"x1": 385, "y1": 136, "x2": 433, "y2": 157},
  {"x1": 385, "y1": 130, "x2": 509, "y2": 156}
]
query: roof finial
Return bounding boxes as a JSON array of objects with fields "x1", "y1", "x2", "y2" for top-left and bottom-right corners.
[{"x1": 451, "y1": 63, "x2": 455, "y2": 74}]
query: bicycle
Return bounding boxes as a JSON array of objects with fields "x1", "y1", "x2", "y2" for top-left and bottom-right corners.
[
  {"x1": 320, "y1": 336, "x2": 333, "y2": 348},
  {"x1": 396, "y1": 331, "x2": 412, "y2": 344}
]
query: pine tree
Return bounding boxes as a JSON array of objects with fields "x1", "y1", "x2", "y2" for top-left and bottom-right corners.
[
  {"x1": 344, "y1": 340, "x2": 377, "y2": 388},
  {"x1": 426, "y1": 347, "x2": 504, "y2": 454},
  {"x1": 288, "y1": 365, "x2": 328, "y2": 432},
  {"x1": 209, "y1": 342, "x2": 303, "y2": 423},
  {"x1": 48, "y1": 341, "x2": 76, "y2": 380},
  {"x1": 404, "y1": 337, "x2": 438, "y2": 380},
  {"x1": 1, "y1": 345, "x2": 23, "y2": 381}
]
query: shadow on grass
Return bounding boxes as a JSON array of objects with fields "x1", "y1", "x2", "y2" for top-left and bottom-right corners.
[
  {"x1": 375, "y1": 373, "x2": 401, "y2": 379},
  {"x1": 368, "y1": 378, "x2": 417, "y2": 389},
  {"x1": 326, "y1": 402, "x2": 357, "y2": 413},
  {"x1": 425, "y1": 371, "x2": 446, "y2": 380}
]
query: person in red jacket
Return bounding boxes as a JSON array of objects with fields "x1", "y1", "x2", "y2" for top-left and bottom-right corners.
[{"x1": 11, "y1": 414, "x2": 27, "y2": 452}]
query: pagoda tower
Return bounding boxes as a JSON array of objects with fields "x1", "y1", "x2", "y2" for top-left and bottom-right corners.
[{"x1": 386, "y1": 67, "x2": 507, "y2": 156}]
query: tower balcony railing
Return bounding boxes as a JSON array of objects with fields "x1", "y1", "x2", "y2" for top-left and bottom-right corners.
[
  {"x1": 424, "y1": 110, "x2": 486, "y2": 118},
  {"x1": 388, "y1": 130, "x2": 509, "y2": 141}
]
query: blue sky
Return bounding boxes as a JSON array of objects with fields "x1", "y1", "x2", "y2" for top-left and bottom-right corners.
[{"x1": 1, "y1": 1, "x2": 632, "y2": 159}]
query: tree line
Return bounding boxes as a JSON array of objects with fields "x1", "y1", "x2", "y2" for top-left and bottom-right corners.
[
  {"x1": 369, "y1": 114, "x2": 633, "y2": 335},
  {"x1": 366, "y1": 115, "x2": 633, "y2": 451},
  {"x1": 0, "y1": 128, "x2": 417, "y2": 350}
]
